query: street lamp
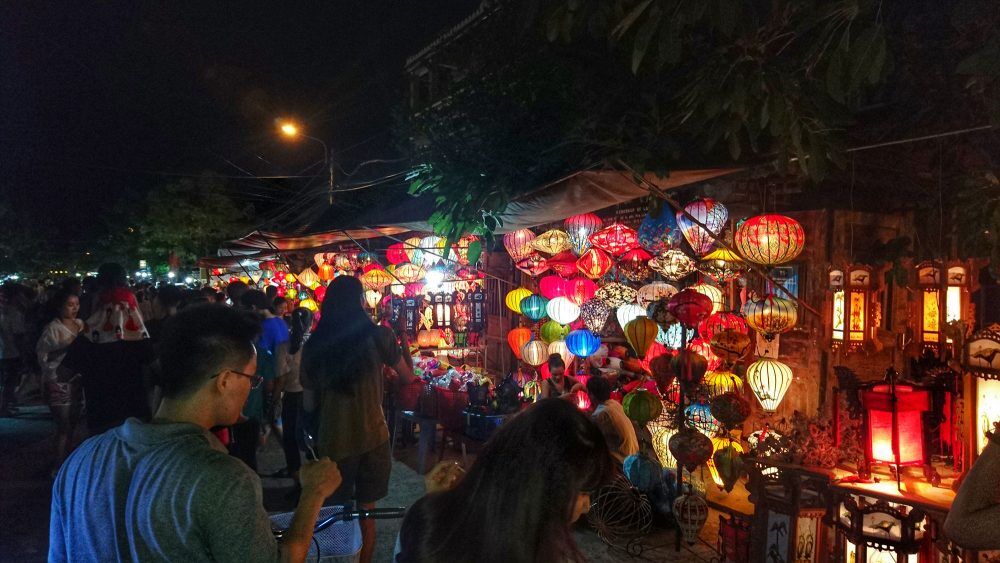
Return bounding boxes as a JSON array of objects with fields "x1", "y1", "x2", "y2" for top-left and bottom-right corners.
[{"x1": 277, "y1": 119, "x2": 335, "y2": 205}]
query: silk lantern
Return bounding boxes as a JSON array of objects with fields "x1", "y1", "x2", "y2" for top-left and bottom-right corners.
[
  {"x1": 734, "y1": 214, "x2": 805, "y2": 266},
  {"x1": 861, "y1": 382, "x2": 931, "y2": 471},
  {"x1": 566, "y1": 329, "x2": 601, "y2": 357},
  {"x1": 637, "y1": 281, "x2": 678, "y2": 308},
  {"x1": 503, "y1": 229, "x2": 536, "y2": 262},
  {"x1": 673, "y1": 494, "x2": 709, "y2": 545},
  {"x1": 516, "y1": 253, "x2": 550, "y2": 277},
  {"x1": 565, "y1": 278, "x2": 597, "y2": 306},
  {"x1": 521, "y1": 340, "x2": 549, "y2": 366},
  {"x1": 507, "y1": 327, "x2": 532, "y2": 359},
  {"x1": 298, "y1": 268, "x2": 320, "y2": 288},
  {"x1": 504, "y1": 288, "x2": 533, "y2": 314},
  {"x1": 417, "y1": 329, "x2": 440, "y2": 348},
  {"x1": 742, "y1": 295, "x2": 798, "y2": 340},
  {"x1": 668, "y1": 289, "x2": 713, "y2": 328},
  {"x1": 546, "y1": 296, "x2": 580, "y2": 324},
  {"x1": 669, "y1": 428, "x2": 714, "y2": 472},
  {"x1": 624, "y1": 317, "x2": 658, "y2": 359},
  {"x1": 520, "y1": 295, "x2": 549, "y2": 322},
  {"x1": 299, "y1": 298, "x2": 319, "y2": 312},
  {"x1": 386, "y1": 242, "x2": 408, "y2": 265},
  {"x1": 623, "y1": 452, "x2": 662, "y2": 492},
  {"x1": 618, "y1": 247, "x2": 653, "y2": 282},
  {"x1": 746, "y1": 357, "x2": 793, "y2": 412},
  {"x1": 698, "y1": 248, "x2": 744, "y2": 284},
  {"x1": 576, "y1": 248, "x2": 615, "y2": 279},
  {"x1": 531, "y1": 229, "x2": 572, "y2": 255},
  {"x1": 710, "y1": 329, "x2": 752, "y2": 364},
  {"x1": 589, "y1": 223, "x2": 639, "y2": 257},
  {"x1": 704, "y1": 370, "x2": 744, "y2": 397},
  {"x1": 677, "y1": 198, "x2": 728, "y2": 256},
  {"x1": 649, "y1": 249, "x2": 697, "y2": 281},
  {"x1": 616, "y1": 303, "x2": 647, "y2": 332},
  {"x1": 689, "y1": 337, "x2": 722, "y2": 371},
  {"x1": 686, "y1": 402, "x2": 723, "y2": 437},
  {"x1": 638, "y1": 206, "x2": 683, "y2": 254},
  {"x1": 647, "y1": 297, "x2": 675, "y2": 329},
  {"x1": 596, "y1": 282, "x2": 638, "y2": 308},
  {"x1": 564, "y1": 213, "x2": 603, "y2": 255},
  {"x1": 548, "y1": 340, "x2": 574, "y2": 366},
  {"x1": 364, "y1": 289, "x2": 381, "y2": 309},
  {"x1": 419, "y1": 236, "x2": 445, "y2": 266},
  {"x1": 360, "y1": 269, "x2": 392, "y2": 291},
  {"x1": 580, "y1": 298, "x2": 612, "y2": 334},
  {"x1": 318, "y1": 262, "x2": 336, "y2": 282},
  {"x1": 622, "y1": 388, "x2": 663, "y2": 425},
  {"x1": 698, "y1": 311, "x2": 749, "y2": 341},
  {"x1": 709, "y1": 392, "x2": 751, "y2": 428},
  {"x1": 313, "y1": 285, "x2": 327, "y2": 302},
  {"x1": 690, "y1": 283, "x2": 724, "y2": 315},
  {"x1": 404, "y1": 237, "x2": 425, "y2": 266},
  {"x1": 539, "y1": 275, "x2": 567, "y2": 299},
  {"x1": 707, "y1": 437, "x2": 746, "y2": 491},
  {"x1": 545, "y1": 251, "x2": 579, "y2": 278},
  {"x1": 540, "y1": 321, "x2": 570, "y2": 343},
  {"x1": 394, "y1": 262, "x2": 424, "y2": 284}
]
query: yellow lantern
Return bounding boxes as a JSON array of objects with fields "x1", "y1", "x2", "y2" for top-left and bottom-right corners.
[
  {"x1": 300, "y1": 298, "x2": 319, "y2": 312},
  {"x1": 698, "y1": 248, "x2": 744, "y2": 284},
  {"x1": 706, "y1": 436, "x2": 745, "y2": 489},
  {"x1": 522, "y1": 340, "x2": 549, "y2": 366},
  {"x1": 530, "y1": 229, "x2": 572, "y2": 255},
  {"x1": 916, "y1": 261, "x2": 969, "y2": 352},
  {"x1": 691, "y1": 282, "x2": 724, "y2": 314},
  {"x1": 505, "y1": 288, "x2": 533, "y2": 315},
  {"x1": 742, "y1": 295, "x2": 797, "y2": 341},
  {"x1": 746, "y1": 357, "x2": 793, "y2": 413},
  {"x1": 624, "y1": 317, "x2": 658, "y2": 359},
  {"x1": 360, "y1": 269, "x2": 393, "y2": 291},
  {"x1": 286, "y1": 288, "x2": 298, "y2": 300},
  {"x1": 298, "y1": 268, "x2": 320, "y2": 288},
  {"x1": 704, "y1": 371, "x2": 743, "y2": 397},
  {"x1": 284, "y1": 273, "x2": 296, "y2": 283},
  {"x1": 395, "y1": 262, "x2": 425, "y2": 284},
  {"x1": 364, "y1": 289, "x2": 381, "y2": 309},
  {"x1": 829, "y1": 265, "x2": 874, "y2": 351}
]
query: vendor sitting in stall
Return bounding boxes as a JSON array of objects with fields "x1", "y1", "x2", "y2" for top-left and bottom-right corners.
[
  {"x1": 539, "y1": 354, "x2": 583, "y2": 400},
  {"x1": 585, "y1": 375, "x2": 638, "y2": 465}
]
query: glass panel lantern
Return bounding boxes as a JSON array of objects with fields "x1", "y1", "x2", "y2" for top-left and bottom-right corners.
[
  {"x1": 964, "y1": 324, "x2": 1000, "y2": 456},
  {"x1": 831, "y1": 265, "x2": 874, "y2": 351}
]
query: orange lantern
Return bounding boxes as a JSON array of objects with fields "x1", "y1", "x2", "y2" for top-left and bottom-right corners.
[
  {"x1": 503, "y1": 229, "x2": 537, "y2": 262},
  {"x1": 417, "y1": 329, "x2": 440, "y2": 348},
  {"x1": 395, "y1": 262, "x2": 424, "y2": 284},
  {"x1": 576, "y1": 248, "x2": 614, "y2": 279},
  {"x1": 734, "y1": 214, "x2": 805, "y2": 266},
  {"x1": 830, "y1": 265, "x2": 875, "y2": 351},
  {"x1": 507, "y1": 327, "x2": 532, "y2": 360},
  {"x1": 589, "y1": 223, "x2": 639, "y2": 257},
  {"x1": 318, "y1": 262, "x2": 336, "y2": 282},
  {"x1": 742, "y1": 295, "x2": 797, "y2": 341}
]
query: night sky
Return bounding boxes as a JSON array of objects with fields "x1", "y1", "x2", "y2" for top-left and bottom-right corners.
[{"x1": 1, "y1": 2, "x2": 481, "y2": 242}]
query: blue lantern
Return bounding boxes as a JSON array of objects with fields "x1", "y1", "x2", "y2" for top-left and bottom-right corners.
[
  {"x1": 565, "y1": 329, "x2": 601, "y2": 358},
  {"x1": 624, "y1": 452, "x2": 663, "y2": 492},
  {"x1": 685, "y1": 402, "x2": 722, "y2": 437},
  {"x1": 638, "y1": 206, "x2": 683, "y2": 254},
  {"x1": 519, "y1": 295, "x2": 549, "y2": 322}
]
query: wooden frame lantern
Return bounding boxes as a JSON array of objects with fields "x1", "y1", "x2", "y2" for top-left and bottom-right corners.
[
  {"x1": 916, "y1": 261, "x2": 969, "y2": 353},
  {"x1": 831, "y1": 265, "x2": 876, "y2": 352},
  {"x1": 964, "y1": 324, "x2": 1000, "y2": 456}
]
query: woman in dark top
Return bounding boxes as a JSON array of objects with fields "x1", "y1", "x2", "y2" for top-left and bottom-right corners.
[
  {"x1": 540, "y1": 354, "x2": 583, "y2": 399},
  {"x1": 396, "y1": 399, "x2": 614, "y2": 563}
]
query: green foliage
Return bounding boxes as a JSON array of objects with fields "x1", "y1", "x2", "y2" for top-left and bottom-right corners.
[
  {"x1": 955, "y1": 171, "x2": 1000, "y2": 276},
  {"x1": 0, "y1": 202, "x2": 45, "y2": 275}
]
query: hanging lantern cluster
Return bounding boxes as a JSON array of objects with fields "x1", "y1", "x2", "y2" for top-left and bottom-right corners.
[
  {"x1": 589, "y1": 223, "x2": 639, "y2": 257},
  {"x1": 564, "y1": 213, "x2": 603, "y2": 255},
  {"x1": 742, "y1": 295, "x2": 798, "y2": 341},
  {"x1": 677, "y1": 198, "x2": 729, "y2": 256},
  {"x1": 649, "y1": 249, "x2": 697, "y2": 281},
  {"x1": 698, "y1": 248, "x2": 744, "y2": 284},
  {"x1": 734, "y1": 214, "x2": 805, "y2": 266},
  {"x1": 746, "y1": 357, "x2": 793, "y2": 412}
]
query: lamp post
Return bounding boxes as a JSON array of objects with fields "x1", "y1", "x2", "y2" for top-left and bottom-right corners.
[{"x1": 278, "y1": 120, "x2": 335, "y2": 205}]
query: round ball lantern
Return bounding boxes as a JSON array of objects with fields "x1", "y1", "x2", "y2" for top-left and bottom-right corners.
[
  {"x1": 385, "y1": 243, "x2": 408, "y2": 265},
  {"x1": 698, "y1": 248, "x2": 744, "y2": 284},
  {"x1": 624, "y1": 318, "x2": 658, "y2": 359},
  {"x1": 503, "y1": 229, "x2": 536, "y2": 262},
  {"x1": 507, "y1": 327, "x2": 532, "y2": 360},
  {"x1": 673, "y1": 493, "x2": 709, "y2": 545},
  {"x1": 623, "y1": 452, "x2": 662, "y2": 492},
  {"x1": 540, "y1": 321, "x2": 570, "y2": 343},
  {"x1": 746, "y1": 357, "x2": 793, "y2": 413},
  {"x1": 734, "y1": 214, "x2": 805, "y2": 266},
  {"x1": 589, "y1": 223, "x2": 639, "y2": 257},
  {"x1": 404, "y1": 236, "x2": 425, "y2": 266},
  {"x1": 618, "y1": 248, "x2": 653, "y2": 281},
  {"x1": 623, "y1": 388, "x2": 663, "y2": 425},
  {"x1": 677, "y1": 198, "x2": 729, "y2": 256},
  {"x1": 649, "y1": 249, "x2": 697, "y2": 281},
  {"x1": 709, "y1": 392, "x2": 751, "y2": 428},
  {"x1": 668, "y1": 289, "x2": 713, "y2": 328},
  {"x1": 704, "y1": 371, "x2": 744, "y2": 397},
  {"x1": 616, "y1": 303, "x2": 647, "y2": 332},
  {"x1": 566, "y1": 329, "x2": 601, "y2": 357},
  {"x1": 690, "y1": 283, "x2": 724, "y2": 315},
  {"x1": 521, "y1": 340, "x2": 549, "y2": 366},
  {"x1": 504, "y1": 288, "x2": 533, "y2": 314},
  {"x1": 580, "y1": 298, "x2": 612, "y2": 334},
  {"x1": 638, "y1": 206, "x2": 683, "y2": 254},
  {"x1": 564, "y1": 213, "x2": 603, "y2": 255},
  {"x1": 530, "y1": 229, "x2": 572, "y2": 255},
  {"x1": 538, "y1": 275, "x2": 567, "y2": 299},
  {"x1": 520, "y1": 295, "x2": 550, "y2": 322},
  {"x1": 587, "y1": 474, "x2": 653, "y2": 546},
  {"x1": 637, "y1": 282, "x2": 678, "y2": 308},
  {"x1": 576, "y1": 248, "x2": 615, "y2": 279},
  {"x1": 742, "y1": 295, "x2": 798, "y2": 340},
  {"x1": 548, "y1": 340, "x2": 574, "y2": 366},
  {"x1": 596, "y1": 282, "x2": 638, "y2": 308},
  {"x1": 546, "y1": 296, "x2": 581, "y2": 324},
  {"x1": 698, "y1": 311, "x2": 749, "y2": 341},
  {"x1": 669, "y1": 428, "x2": 714, "y2": 472},
  {"x1": 565, "y1": 278, "x2": 598, "y2": 306},
  {"x1": 685, "y1": 402, "x2": 723, "y2": 437}
]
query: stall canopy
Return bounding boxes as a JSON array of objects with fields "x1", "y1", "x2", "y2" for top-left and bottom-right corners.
[{"x1": 221, "y1": 226, "x2": 412, "y2": 251}]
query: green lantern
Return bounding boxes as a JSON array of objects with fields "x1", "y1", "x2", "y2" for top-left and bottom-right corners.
[
  {"x1": 622, "y1": 388, "x2": 663, "y2": 426},
  {"x1": 540, "y1": 321, "x2": 570, "y2": 343}
]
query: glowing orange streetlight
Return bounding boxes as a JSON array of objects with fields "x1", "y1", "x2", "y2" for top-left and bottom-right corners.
[
  {"x1": 279, "y1": 121, "x2": 299, "y2": 138},
  {"x1": 276, "y1": 119, "x2": 334, "y2": 204}
]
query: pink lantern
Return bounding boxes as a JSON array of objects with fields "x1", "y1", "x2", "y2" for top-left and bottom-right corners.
[
  {"x1": 565, "y1": 278, "x2": 598, "y2": 306},
  {"x1": 539, "y1": 276, "x2": 568, "y2": 299},
  {"x1": 546, "y1": 251, "x2": 580, "y2": 278},
  {"x1": 564, "y1": 213, "x2": 604, "y2": 255},
  {"x1": 504, "y1": 229, "x2": 537, "y2": 262},
  {"x1": 677, "y1": 198, "x2": 729, "y2": 256},
  {"x1": 589, "y1": 223, "x2": 639, "y2": 257}
]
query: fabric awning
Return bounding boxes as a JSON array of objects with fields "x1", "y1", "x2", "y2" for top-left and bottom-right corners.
[{"x1": 221, "y1": 227, "x2": 411, "y2": 251}]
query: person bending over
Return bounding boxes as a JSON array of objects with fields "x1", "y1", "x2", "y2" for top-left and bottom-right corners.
[
  {"x1": 540, "y1": 353, "x2": 583, "y2": 399},
  {"x1": 586, "y1": 374, "x2": 639, "y2": 465},
  {"x1": 49, "y1": 304, "x2": 341, "y2": 563}
]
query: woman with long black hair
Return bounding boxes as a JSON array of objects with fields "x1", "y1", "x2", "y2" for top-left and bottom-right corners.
[
  {"x1": 301, "y1": 275, "x2": 416, "y2": 563},
  {"x1": 396, "y1": 399, "x2": 614, "y2": 563}
]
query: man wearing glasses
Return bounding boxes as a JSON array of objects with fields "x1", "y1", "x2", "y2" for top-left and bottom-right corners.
[{"x1": 49, "y1": 304, "x2": 342, "y2": 562}]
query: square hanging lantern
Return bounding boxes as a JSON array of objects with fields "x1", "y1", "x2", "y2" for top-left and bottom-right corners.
[
  {"x1": 964, "y1": 324, "x2": 1000, "y2": 456},
  {"x1": 860, "y1": 379, "x2": 930, "y2": 474},
  {"x1": 589, "y1": 223, "x2": 639, "y2": 257},
  {"x1": 830, "y1": 265, "x2": 875, "y2": 351},
  {"x1": 916, "y1": 261, "x2": 969, "y2": 352}
]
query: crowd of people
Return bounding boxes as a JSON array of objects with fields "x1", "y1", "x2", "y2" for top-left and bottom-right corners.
[{"x1": 2, "y1": 262, "x2": 654, "y2": 562}]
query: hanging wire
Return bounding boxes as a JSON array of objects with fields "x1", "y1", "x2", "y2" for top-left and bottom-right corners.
[
  {"x1": 938, "y1": 139, "x2": 945, "y2": 259},
  {"x1": 849, "y1": 154, "x2": 856, "y2": 264}
]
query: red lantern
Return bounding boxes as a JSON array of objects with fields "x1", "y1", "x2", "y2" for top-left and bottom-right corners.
[
  {"x1": 668, "y1": 289, "x2": 713, "y2": 328},
  {"x1": 504, "y1": 229, "x2": 537, "y2": 262},
  {"x1": 507, "y1": 327, "x2": 533, "y2": 360},
  {"x1": 565, "y1": 278, "x2": 597, "y2": 306},
  {"x1": 564, "y1": 213, "x2": 603, "y2": 255},
  {"x1": 688, "y1": 337, "x2": 722, "y2": 371},
  {"x1": 734, "y1": 214, "x2": 805, "y2": 266},
  {"x1": 545, "y1": 251, "x2": 579, "y2": 278},
  {"x1": 515, "y1": 253, "x2": 550, "y2": 277},
  {"x1": 861, "y1": 381, "x2": 931, "y2": 471},
  {"x1": 589, "y1": 223, "x2": 639, "y2": 257},
  {"x1": 313, "y1": 285, "x2": 327, "y2": 303},
  {"x1": 618, "y1": 247, "x2": 653, "y2": 281},
  {"x1": 386, "y1": 243, "x2": 408, "y2": 265},
  {"x1": 539, "y1": 275, "x2": 568, "y2": 299},
  {"x1": 698, "y1": 312, "x2": 749, "y2": 341},
  {"x1": 576, "y1": 248, "x2": 614, "y2": 279},
  {"x1": 318, "y1": 262, "x2": 336, "y2": 282}
]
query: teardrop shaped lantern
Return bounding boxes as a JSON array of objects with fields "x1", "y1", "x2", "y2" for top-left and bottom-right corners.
[
  {"x1": 596, "y1": 282, "x2": 638, "y2": 308},
  {"x1": 649, "y1": 250, "x2": 697, "y2": 281},
  {"x1": 677, "y1": 198, "x2": 728, "y2": 256},
  {"x1": 707, "y1": 437, "x2": 746, "y2": 491},
  {"x1": 580, "y1": 298, "x2": 612, "y2": 334},
  {"x1": 742, "y1": 295, "x2": 798, "y2": 341},
  {"x1": 566, "y1": 329, "x2": 601, "y2": 357},
  {"x1": 746, "y1": 357, "x2": 793, "y2": 412},
  {"x1": 618, "y1": 247, "x2": 654, "y2": 281},
  {"x1": 507, "y1": 327, "x2": 532, "y2": 359},
  {"x1": 734, "y1": 214, "x2": 805, "y2": 266},
  {"x1": 589, "y1": 223, "x2": 639, "y2": 257},
  {"x1": 520, "y1": 295, "x2": 550, "y2": 322},
  {"x1": 673, "y1": 493, "x2": 709, "y2": 545},
  {"x1": 624, "y1": 317, "x2": 658, "y2": 358},
  {"x1": 521, "y1": 340, "x2": 549, "y2": 366},
  {"x1": 616, "y1": 303, "x2": 647, "y2": 332},
  {"x1": 698, "y1": 248, "x2": 744, "y2": 283},
  {"x1": 638, "y1": 206, "x2": 683, "y2": 254},
  {"x1": 503, "y1": 229, "x2": 537, "y2": 262},
  {"x1": 546, "y1": 296, "x2": 580, "y2": 324},
  {"x1": 504, "y1": 288, "x2": 533, "y2": 314},
  {"x1": 563, "y1": 213, "x2": 603, "y2": 256},
  {"x1": 637, "y1": 281, "x2": 679, "y2": 308},
  {"x1": 576, "y1": 248, "x2": 615, "y2": 279},
  {"x1": 548, "y1": 340, "x2": 574, "y2": 366},
  {"x1": 364, "y1": 289, "x2": 381, "y2": 309},
  {"x1": 530, "y1": 229, "x2": 572, "y2": 255}
]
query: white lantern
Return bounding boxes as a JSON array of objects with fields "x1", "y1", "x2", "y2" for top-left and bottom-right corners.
[
  {"x1": 419, "y1": 235, "x2": 444, "y2": 266},
  {"x1": 616, "y1": 302, "x2": 647, "y2": 332},
  {"x1": 637, "y1": 281, "x2": 678, "y2": 308},
  {"x1": 548, "y1": 340, "x2": 575, "y2": 366},
  {"x1": 673, "y1": 493, "x2": 709, "y2": 545},
  {"x1": 546, "y1": 296, "x2": 581, "y2": 325},
  {"x1": 746, "y1": 357, "x2": 793, "y2": 413},
  {"x1": 690, "y1": 282, "x2": 724, "y2": 314},
  {"x1": 522, "y1": 340, "x2": 549, "y2": 367}
]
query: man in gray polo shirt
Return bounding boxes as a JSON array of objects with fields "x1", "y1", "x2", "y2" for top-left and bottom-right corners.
[{"x1": 49, "y1": 304, "x2": 342, "y2": 562}]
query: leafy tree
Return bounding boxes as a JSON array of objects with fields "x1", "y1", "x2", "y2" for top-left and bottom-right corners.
[{"x1": 0, "y1": 202, "x2": 47, "y2": 276}]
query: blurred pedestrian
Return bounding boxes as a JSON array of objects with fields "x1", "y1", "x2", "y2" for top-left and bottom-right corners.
[{"x1": 36, "y1": 290, "x2": 86, "y2": 474}]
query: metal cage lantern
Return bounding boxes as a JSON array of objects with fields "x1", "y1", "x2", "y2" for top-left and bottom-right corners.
[
  {"x1": 698, "y1": 248, "x2": 745, "y2": 284},
  {"x1": 649, "y1": 249, "x2": 697, "y2": 281},
  {"x1": 677, "y1": 198, "x2": 729, "y2": 256},
  {"x1": 734, "y1": 214, "x2": 805, "y2": 266},
  {"x1": 673, "y1": 493, "x2": 710, "y2": 545},
  {"x1": 830, "y1": 265, "x2": 875, "y2": 351},
  {"x1": 746, "y1": 357, "x2": 793, "y2": 413},
  {"x1": 742, "y1": 295, "x2": 798, "y2": 341},
  {"x1": 531, "y1": 229, "x2": 572, "y2": 255},
  {"x1": 564, "y1": 213, "x2": 603, "y2": 255},
  {"x1": 576, "y1": 248, "x2": 615, "y2": 279},
  {"x1": 503, "y1": 229, "x2": 537, "y2": 262},
  {"x1": 916, "y1": 261, "x2": 969, "y2": 352},
  {"x1": 589, "y1": 223, "x2": 639, "y2": 257}
]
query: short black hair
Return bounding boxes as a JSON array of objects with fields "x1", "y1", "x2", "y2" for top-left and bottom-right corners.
[
  {"x1": 157, "y1": 304, "x2": 261, "y2": 399},
  {"x1": 264, "y1": 285, "x2": 278, "y2": 299},
  {"x1": 241, "y1": 289, "x2": 274, "y2": 312},
  {"x1": 156, "y1": 284, "x2": 184, "y2": 309},
  {"x1": 586, "y1": 375, "x2": 612, "y2": 403}
]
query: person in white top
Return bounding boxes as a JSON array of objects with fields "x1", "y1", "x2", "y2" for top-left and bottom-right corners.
[
  {"x1": 36, "y1": 290, "x2": 86, "y2": 474},
  {"x1": 586, "y1": 374, "x2": 639, "y2": 465}
]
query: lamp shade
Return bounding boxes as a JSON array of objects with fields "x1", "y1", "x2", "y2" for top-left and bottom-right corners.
[
  {"x1": 564, "y1": 213, "x2": 603, "y2": 255},
  {"x1": 596, "y1": 282, "x2": 638, "y2": 308},
  {"x1": 746, "y1": 357, "x2": 793, "y2": 412},
  {"x1": 522, "y1": 340, "x2": 549, "y2": 366},
  {"x1": 638, "y1": 206, "x2": 683, "y2": 254},
  {"x1": 618, "y1": 248, "x2": 654, "y2": 281},
  {"x1": 507, "y1": 327, "x2": 532, "y2": 359},
  {"x1": 690, "y1": 283, "x2": 724, "y2": 315},
  {"x1": 566, "y1": 329, "x2": 601, "y2": 357},
  {"x1": 404, "y1": 236, "x2": 425, "y2": 266},
  {"x1": 520, "y1": 295, "x2": 550, "y2": 322},
  {"x1": 677, "y1": 198, "x2": 729, "y2": 256},
  {"x1": 580, "y1": 298, "x2": 612, "y2": 334},
  {"x1": 589, "y1": 223, "x2": 639, "y2": 257},
  {"x1": 531, "y1": 229, "x2": 572, "y2": 255},
  {"x1": 742, "y1": 295, "x2": 798, "y2": 340},
  {"x1": 624, "y1": 317, "x2": 658, "y2": 359},
  {"x1": 548, "y1": 340, "x2": 575, "y2": 366},
  {"x1": 616, "y1": 302, "x2": 647, "y2": 332},
  {"x1": 546, "y1": 296, "x2": 580, "y2": 324},
  {"x1": 360, "y1": 269, "x2": 393, "y2": 291},
  {"x1": 649, "y1": 249, "x2": 697, "y2": 281},
  {"x1": 540, "y1": 321, "x2": 570, "y2": 343},
  {"x1": 576, "y1": 248, "x2": 615, "y2": 279},
  {"x1": 861, "y1": 384, "x2": 930, "y2": 466},
  {"x1": 503, "y1": 229, "x2": 537, "y2": 262},
  {"x1": 734, "y1": 214, "x2": 805, "y2": 266},
  {"x1": 668, "y1": 289, "x2": 714, "y2": 328},
  {"x1": 504, "y1": 288, "x2": 533, "y2": 314},
  {"x1": 637, "y1": 282, "x2": 679, "y2": 308}
]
